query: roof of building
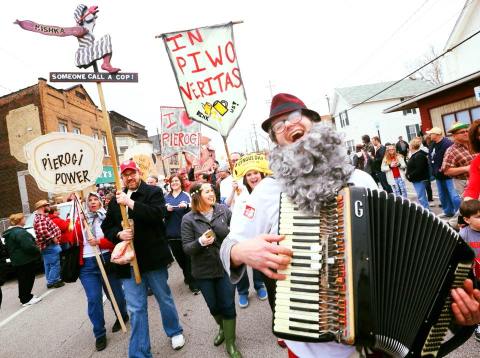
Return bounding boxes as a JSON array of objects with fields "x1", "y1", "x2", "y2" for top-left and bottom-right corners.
[
  {"x1": 335, "y1": 78, "x2": 436, "y2": 106},
  {"x1": 383, "y1": 70, "x2": 480, "y2": 113},
  {"x1": 444, "y1": 0, "x2": 476, "y2": 51}
]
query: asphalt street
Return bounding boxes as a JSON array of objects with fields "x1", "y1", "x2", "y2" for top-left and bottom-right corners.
[{"x1": 0, "y1": 264, "x2": 283, "y2": 358}]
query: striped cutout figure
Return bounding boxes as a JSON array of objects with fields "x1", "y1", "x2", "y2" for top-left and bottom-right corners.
[{"x1": 73, "y1": 4, "x2": 120, "y2": 73}]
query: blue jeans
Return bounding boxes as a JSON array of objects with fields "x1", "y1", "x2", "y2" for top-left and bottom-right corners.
[
  {"x1": 122, "y1": 266, "x2": 183, "y2": 358},
  {"x1": 412, "y1": 181, "x2": 430, "y2": 209},
  {"x1": 392, "y1": 177, "x2": 408, "y2": 198},
  {"x1": 196, "y1": 271, "x2": 236, "y2": 319},
  {"x1": 79, "y1": 254, "x2": 128, "y2": 339},
  {"x1": 436, "y1": 179, "x2": 461, "y2": 216},
  {"x1": 42, "y1": 243, "x2": 62, "y2": 286},
  {"x1": 236, "y1": 268, "x2": 265, "y2": 295}
]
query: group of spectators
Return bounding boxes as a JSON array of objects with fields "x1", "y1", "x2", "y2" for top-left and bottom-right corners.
[{"x1": 349, "y1": 121, "x2": 479, "y2": 222}]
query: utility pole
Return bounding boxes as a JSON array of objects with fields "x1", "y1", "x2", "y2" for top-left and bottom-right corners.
[
  {"x1": 251, "y1": 122, "x2": 260, "y2": 152},
  {"x1": 266, "y1": 80, "x2": 274, "y2": 98},
  {"x1": 249, "y1": 129, "x2": 255, "y2": 153}
]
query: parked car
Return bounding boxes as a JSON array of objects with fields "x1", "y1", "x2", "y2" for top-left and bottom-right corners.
[{"x1": 1, "y1": 201, "x2": 73, "y2": 279}]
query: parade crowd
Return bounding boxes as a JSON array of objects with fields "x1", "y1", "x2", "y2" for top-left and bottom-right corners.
[{"x1": 1, "y1": 93, "x2": 480, "y2": 358}]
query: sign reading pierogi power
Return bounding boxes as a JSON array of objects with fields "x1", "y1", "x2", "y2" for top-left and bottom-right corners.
[{"x1": 24, "y1": 132, "x2": 104, "y2": 193}]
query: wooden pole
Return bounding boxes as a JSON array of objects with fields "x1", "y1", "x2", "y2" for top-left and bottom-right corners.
[
  {"x1": 222, "y1": 136, "x2": 234, "y2": 173},
  {"x1": 74, "y1": 197, "x2": 127, "y2": 333},
  {"x1": 93, "y1": 62, "x2": 141, "y2": 284},
  {"x1": 155, "y1": 20, "x2": 244, "y2": 39}
]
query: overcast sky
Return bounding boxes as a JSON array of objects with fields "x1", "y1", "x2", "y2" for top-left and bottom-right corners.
[{"x1": 1, "y1": 0, "x2": 466, "y2": 159}]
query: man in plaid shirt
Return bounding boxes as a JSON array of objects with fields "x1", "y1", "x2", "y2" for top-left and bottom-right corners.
[
  {"x1": 33, "y1": 200, "x2": 65, "y2": 288},
  {"x1": 442, "y1": 122, "x2": 475, "y2": 196}
]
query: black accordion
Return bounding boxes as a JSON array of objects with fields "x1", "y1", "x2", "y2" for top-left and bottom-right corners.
[{"x1": 273, "y1": 187, "x2": 475, "y2": 357}]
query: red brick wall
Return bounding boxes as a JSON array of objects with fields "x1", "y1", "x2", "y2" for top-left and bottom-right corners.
[{"x1": 0, "y1": 85, "x2": 42, "y2": 218}]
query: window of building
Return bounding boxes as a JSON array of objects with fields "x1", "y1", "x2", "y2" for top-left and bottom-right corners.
[
  {"x1": 441, "y1": 106, "x2": 480, "y2": 132},
  {"x1": 75, "y1": 91, "x2": 86, "y2": 100},
  {"x1": 72, "y1": 127, "x2": 81, "y2": 135},
  {"x1": 102, "y1": 134, "x2": 110, "y2": 157},
  {"x1": 472, "y1": 107, "x2": 480, "y2": 121},
  {"x1": 402, "y1": 108, "x2": 417, "y2": 115},
  {"x1": 58, "y1": 122, "x2": 68, "y2": 133},
  {"x1": 339, "y1": 110, "x2": 349, "y2": 128},
  {"x1": 406, "y1": 124, "x2": 420, "y2": 141}
]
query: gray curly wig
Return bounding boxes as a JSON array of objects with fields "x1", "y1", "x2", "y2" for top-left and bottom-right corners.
[{"x1": 269, "y1": 123, "x2": 354, "y2": 214}]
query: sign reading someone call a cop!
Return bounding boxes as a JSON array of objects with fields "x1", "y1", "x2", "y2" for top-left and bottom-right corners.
[
  {"x1": 161, "y1": 106, "x2": 201, "y2": 158},
  {"x1": 24, "y1": 132, "x2": 104, "y2": 194},
  {"x1": 162, "y1": 23, "x2": 247, "y2": 137}
]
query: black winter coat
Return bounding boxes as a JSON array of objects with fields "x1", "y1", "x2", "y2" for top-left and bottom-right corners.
[
  {"x1": 101, "y1": 181, "x2": 173, "y2": 278},
  {"x1": 181, "y1": 204, "x2": 231, "y2": 279},
  {"x1": 372, "y1": 145, "x2": 386, "y2": 173},
  {"x1": 406, "y1": 150, "x2": 430, "y2": 182}
]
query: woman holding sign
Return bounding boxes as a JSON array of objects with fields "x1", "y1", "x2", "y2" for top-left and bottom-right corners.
[
  {"x1": 181, "y1": 183, "x2": 241, "y2": 358},
  {"x1": 79, "y1": 192, "x2": 128, "y2": 351}
]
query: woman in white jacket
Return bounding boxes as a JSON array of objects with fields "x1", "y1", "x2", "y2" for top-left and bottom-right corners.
[{"x1": 381, "y1": 144, "x2": 408, "y2": 197}]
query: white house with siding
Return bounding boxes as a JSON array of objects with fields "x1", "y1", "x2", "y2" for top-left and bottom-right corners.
[
  {"x1": 331, "y1": 78, "x2": 435, "y2": 152},
  {"x1": 441, "y1": 0, "x2": 480, "y2": 83}
]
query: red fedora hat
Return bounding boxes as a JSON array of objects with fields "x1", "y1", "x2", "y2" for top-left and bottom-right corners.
[{"x1": 261, "y1": 93, "x2": 320, "y2": 132}]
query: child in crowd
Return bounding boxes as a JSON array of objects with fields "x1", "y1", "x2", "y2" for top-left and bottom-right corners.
[{"x1": 459, "y1": 199, "x2": 480, "y2": 341}]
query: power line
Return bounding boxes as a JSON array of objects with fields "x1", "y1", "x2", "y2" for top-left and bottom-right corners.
[
  {"x1": 334, "y1": 27, "x2": 480, "y2": 119},
  {"x1": 337, "y1": 0, "x2": 435, "y2": 86}
]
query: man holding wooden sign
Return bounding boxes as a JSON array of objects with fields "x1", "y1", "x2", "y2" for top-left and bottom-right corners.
[{"x1": 101, "y1": 160, "x2": 185, "y2": 356}]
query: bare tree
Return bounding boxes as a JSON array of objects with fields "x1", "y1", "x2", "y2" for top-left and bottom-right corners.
[{"x1": 406, "y1": 46, "x2": 443, "y2": 85}]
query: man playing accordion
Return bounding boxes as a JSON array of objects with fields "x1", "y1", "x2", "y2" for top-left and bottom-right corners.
[{"x1": 220, "y1": 93, "x2": 480, "y2": 358}]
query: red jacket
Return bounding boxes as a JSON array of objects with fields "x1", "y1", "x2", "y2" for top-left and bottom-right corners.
[{"x1": 49, "y1": 214, "x2": 74, "y2": 245}]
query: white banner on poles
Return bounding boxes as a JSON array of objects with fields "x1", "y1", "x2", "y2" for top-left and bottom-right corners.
[
  {"x1": 24, "y1": 132, "x2": 104, "y2": 193},
  {"x1": 162, "y1": 23, "x2": 246, "y2": 137}
]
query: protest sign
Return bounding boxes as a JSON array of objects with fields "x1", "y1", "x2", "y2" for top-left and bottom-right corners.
[
  {"x1": 161, "y1": 106, "x2": 201, "y2": 159},
  {"x1": 24, "y1": 132, "x2": 104, "y2": 193},
  {"x1": 162, "y1": 23, "x2": 246, "y2": 137}
]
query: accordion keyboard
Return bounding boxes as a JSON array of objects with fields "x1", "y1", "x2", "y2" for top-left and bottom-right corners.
[{"x1": 274, "y1": 193, "x2": 347, "y2": 340}]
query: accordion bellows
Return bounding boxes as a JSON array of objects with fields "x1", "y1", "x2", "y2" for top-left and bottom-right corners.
[{"x1": 273, "y1": 187, "x2": 474, "y2": 358}]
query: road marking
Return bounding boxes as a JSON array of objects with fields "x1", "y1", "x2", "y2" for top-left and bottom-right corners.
[{"x1": 0, "y1": 289, "x2": 55, "y2": 329}]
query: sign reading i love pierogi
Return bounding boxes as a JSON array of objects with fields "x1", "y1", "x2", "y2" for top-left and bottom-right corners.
[{"x1": 24, "y1": 132, "x2": 104, "y2": 193}]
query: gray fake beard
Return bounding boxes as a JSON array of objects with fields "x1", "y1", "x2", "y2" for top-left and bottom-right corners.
[{"x1": 269, "y1": 123, "x2": 354, "y2": 214}]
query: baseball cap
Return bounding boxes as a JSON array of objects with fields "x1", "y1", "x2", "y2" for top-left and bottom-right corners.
[
  {"x1": 447, "y1": 122, "x2": 469, "y2": 134},
  {"x1": 425, "y1": 127, "x2": 443, "y2": 135},
  {"x1": 120, "y1": 160, "x2": 140, "y2": 174}
]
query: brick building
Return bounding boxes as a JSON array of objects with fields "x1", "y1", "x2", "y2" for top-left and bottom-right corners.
[
  {"x1": 109, "y1": 110, "x2": 152, "y2": 159},
  {"x1": 0, "y1": 78, "x2": 113, "y2": 218}
]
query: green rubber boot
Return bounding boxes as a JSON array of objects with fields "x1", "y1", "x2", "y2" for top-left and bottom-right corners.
[
  {"x1": 213, "y1": 315, "x2": 225, "y2": 346},
  {"x1": 223, "y1": 318, "x2": 242, "y2": 358}
]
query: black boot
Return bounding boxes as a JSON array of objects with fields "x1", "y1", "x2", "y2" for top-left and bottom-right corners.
[{"x1": 95, "y1": 335, "x2": 107, "y2": 351}]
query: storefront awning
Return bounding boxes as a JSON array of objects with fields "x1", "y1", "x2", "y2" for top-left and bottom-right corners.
[{"x1": 95, "y1": 166, "x2": 115, "y2": 184}]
